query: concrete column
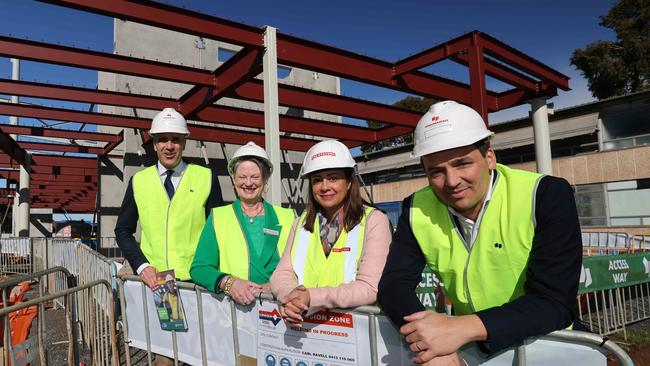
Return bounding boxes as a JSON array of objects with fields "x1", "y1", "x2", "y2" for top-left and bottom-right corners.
[
  {"x1": 530, "y1": 97, "x2": 553, "y2": 175},
  {"x1": 263, "y1": 26, "x2": 281, "y2": 205},
  {"x1": 17, "y1": 154, "x2": 30, "y2": 237}
]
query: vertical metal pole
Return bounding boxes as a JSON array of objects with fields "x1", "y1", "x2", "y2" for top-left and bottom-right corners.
[
  {"x1": 10, "y1": 58, "x2": 20, "y2": 237},
  {"x1": 263, "y1": 26, "x2": 282, "y2": 205},
  {"x1": 530, "y1": 97, "x2": 553, "y2": 175},
  {"x1": 17, "y1": 153, "x2": 30, "y2": 237}
]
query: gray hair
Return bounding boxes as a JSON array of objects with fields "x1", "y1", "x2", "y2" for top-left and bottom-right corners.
[{"x1": 231, "y1": 157, "x2": 271, "y2": 183}]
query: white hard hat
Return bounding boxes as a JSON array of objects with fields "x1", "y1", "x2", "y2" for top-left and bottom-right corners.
[
  {"x1": 411, "y1": 100, "x2": 494, "y2": 158},
  {"x1": 150, "y1": 108, "x2": 190, "y2": 136},
  {"x1": 301, "y1": 140, "x2": 355, "y2": 177},
  {"x1": 228, "y1": 141, "x2": 273, "y2": 176}
]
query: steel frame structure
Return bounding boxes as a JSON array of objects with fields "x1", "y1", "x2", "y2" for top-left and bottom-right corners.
[{"x1": 0, "y1": 0, "x2": 569, "y2": 212}]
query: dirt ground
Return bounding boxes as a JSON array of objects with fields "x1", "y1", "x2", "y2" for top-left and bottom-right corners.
[{"x1": 608, "y1": 319, "x2": 650, "y2": 366}]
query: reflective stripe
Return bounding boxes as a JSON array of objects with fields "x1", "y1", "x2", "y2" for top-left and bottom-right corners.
[
  {"x1": 343, "y1": 224, "x2": 361, "y2": 284},
  {"x1": 293, "y1": 217, "x2": 310, "y2": 285}
]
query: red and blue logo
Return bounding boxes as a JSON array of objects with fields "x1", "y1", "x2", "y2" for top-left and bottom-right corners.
[{"x1": 259, "y1": 308, "x2": 282, "y2": 326}]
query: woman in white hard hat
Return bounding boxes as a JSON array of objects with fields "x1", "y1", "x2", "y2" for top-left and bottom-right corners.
[
  {"x1": 190, "y1": 142, "x2": 294, "y2": 306},
  {"x1": 270, "y1": 140, "x2": 392, "y2": 325}
]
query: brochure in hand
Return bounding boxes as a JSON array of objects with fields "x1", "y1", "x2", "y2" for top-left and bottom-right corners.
[{"x1": 152, "y1": 269, "x2": 188, "y2": 331}]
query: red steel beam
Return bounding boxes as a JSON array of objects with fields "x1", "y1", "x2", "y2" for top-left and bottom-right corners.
[
  {"x1": 19, "y1": 141, "x2": 103, "y2": 155},
  {"x1": 102, "y1": 130, "x2": 123, "y2": 155},
  {"x1": 233, "y1": 80, "x2": 422, "y2": 128},
  {"x1": 495, "y1": 88, "x2": 534, "y2": 111},
  {"x1": 477, "y1": 32, "x2": 570, "y2": 90},
  {"x1": 30, "y1": 154, "x2": 97, "y2": 169},
  {"x1": 0, "y1": 104, "x2": 319, "y2": 152},
  {"x1": 393, "y1": 34, "x2": 471, "y2": 76},
  {"x1": 468, "y1": 33, "x2": 488, "y2": 123},
  {"x1": 0, "y1": 36, "x2": 213, "y2": 86},
  {"x1": 0, "y1": 78, "x2": 172, "y2": 111},
  {"x1": 0, "y1": 172, "x2": 97, "y2": 183},
  {"x1": 41, "y1": 0, "x2": 500, "y2": 110},
  {"x1": 178, "y1": 47, "x2": 263, "y2": 117},
  {"x1": 38, "y1": 0, "x2": 265, "y2": 48},
  {"x1": 0, "y1": 79, "x2": 376, "y2": 143},
  {"x1": 0, "y1": 130, "x2": 31, "y2": 167},
  {"x1": 453, "y1": 54, "x2": 542, "y2": 94},
  {"x1": 0, "y1": 122, "x2": 122, "y2": 143}
]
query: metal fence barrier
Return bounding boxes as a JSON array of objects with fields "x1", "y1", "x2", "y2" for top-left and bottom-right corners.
[
  {"x1": 0, "y1": 277, "x2": 118, "y2": 366},
  {"x1": 0, "y1": 237, "x2": 638, "y2": 365},
  {"x1": 582, "y1": 232, "x2": 630, "y2": 256},
  {"x1": 116, "y1": 276, "x2": 631, "y2": 366},
  {"x1": 0, "y1": 238, "x2": 32, "y2": 275},
  {"x1": 0, "y1": 267, "x2": 78, "y2": 366},
  {"x1": 629, "y1": 234, "x2": 650, "y2": 253}
]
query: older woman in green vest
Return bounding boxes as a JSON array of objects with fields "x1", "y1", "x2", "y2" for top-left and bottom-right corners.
[
  {"x1": 270, "y1": 140, "x2": 392, "y2": 325},
  {"x1": 190, "y1": 142, "x2": 294, "y2": 306}
]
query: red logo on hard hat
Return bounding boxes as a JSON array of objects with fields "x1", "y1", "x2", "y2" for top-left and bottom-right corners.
[
  {"x1": 425, "y1": 115, "x2": 448, "y2": 128},
  {"x1": 311, "y1": 152, "x2": 336, "y2": 160},
  {"x1": 431, "y1": 116, "x2": 439, "y2": 122}
]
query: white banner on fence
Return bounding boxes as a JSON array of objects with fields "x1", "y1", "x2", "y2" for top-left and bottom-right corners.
[
  {"x1": 257, "y1": 302, "x2": 358, "y2": 366},
  {"x1": 122, "y1": 281, "x2": 606, "y2": 366}
]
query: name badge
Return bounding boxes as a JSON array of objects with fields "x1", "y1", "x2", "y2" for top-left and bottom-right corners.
[
  {"x1": 263, "y1": 228, "x2": 279, "y2": 236},
  {"x1": 331, "y1": 247, "x2": 351, "y2": 253}
]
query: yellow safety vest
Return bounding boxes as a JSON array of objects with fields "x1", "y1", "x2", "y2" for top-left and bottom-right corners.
[
  {"x1": 291, "y1": 207, "x2": 374, "y2": 288},
  {"x1": 411, "y1": 164, "x2": 542, "y2": 315},
  {"x1": 212, "y1": 201, "x2": 295, "y2": 280},
  {"x1": 133, "y1": 164, "x2": 211, "y2": 280}
]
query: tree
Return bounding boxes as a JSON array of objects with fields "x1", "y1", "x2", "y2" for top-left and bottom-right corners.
[
  {"x1": 362, "y1": 96, "x2": 436, "y2": 153},
  {"x1": 571, "y1": 0, "x2": 650, "y2": 99}
]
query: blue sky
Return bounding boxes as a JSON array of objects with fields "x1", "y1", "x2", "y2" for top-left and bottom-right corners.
[
  {"x1": 1, "y1": 0, "x2": 616, "y2": 124},
  {"x1": 0, "y1": 0, "x2": 617, "y2": 222}
]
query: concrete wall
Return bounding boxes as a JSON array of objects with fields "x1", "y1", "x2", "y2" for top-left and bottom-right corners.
[
  {"x1": 366, "y1": 145, "x2": 650, "y2": 204},
  {"x1": 29, "y1": 208, "x2": 52, "y2": 237},
  {"x1": 97, "y1": 20, "x2": 339, "y2": 240}
]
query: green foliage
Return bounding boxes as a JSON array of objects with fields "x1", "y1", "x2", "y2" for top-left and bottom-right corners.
[
  {"x1": 571, "y1": 0, "x2": 650, "y2": 99},
  {"x1": 363, "y1": 96, "x2": 436, "y2": 153}
]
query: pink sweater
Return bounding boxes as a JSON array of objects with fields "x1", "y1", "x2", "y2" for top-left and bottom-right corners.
[{"x1": 270, "y1": 210, "x2": 392, "y2": 314}]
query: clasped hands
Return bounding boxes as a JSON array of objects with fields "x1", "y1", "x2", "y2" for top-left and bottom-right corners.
[{"x1": 279, "y1": 285, "x2": 311, "y2": 326}]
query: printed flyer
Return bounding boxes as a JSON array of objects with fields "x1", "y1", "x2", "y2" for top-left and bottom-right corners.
[
  {"x1": 257, "y1": 303, "x2": 358, "y2": 366},
  {"x1": 152, "y1": 269, "x2": 188, "y2": 331}
]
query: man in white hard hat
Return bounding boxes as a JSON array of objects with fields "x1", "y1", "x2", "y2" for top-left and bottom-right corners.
[
  {"x1": 115, "y1": 107, "x2": 224, "y2": 289},
  {"x1": 378, "y1": 101, "x2": 581, "y2": 364}
]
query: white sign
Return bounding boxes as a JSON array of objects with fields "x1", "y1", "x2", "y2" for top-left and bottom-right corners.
[
  {"x1": 121, "y1": 280, "x2": 606, "y2": 366},
  {"x1": 257, "y1": 303, "x2": 358, "y2": 366}
]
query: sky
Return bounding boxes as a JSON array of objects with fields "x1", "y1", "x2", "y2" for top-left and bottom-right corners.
[
  {"x1": 0, "y1": 0, "x2": 617, "y2": 122},
  {"x1": 0, "y1": 0, "x2": 618, "y2": 221}
]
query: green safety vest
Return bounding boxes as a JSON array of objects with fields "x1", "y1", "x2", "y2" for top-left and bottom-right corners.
[
  {"x1": 291, "y1": 207, "x2": 374, "y2": 288},
  {"x1": 411, "y1": 164, "x2": 542, "y2": 315},
  {"x1": 132, "y1": 164, "x2": 211, "y2": 280},
  {"x1": 212, "y1": 201, "x2": 295, "y2": 280}
]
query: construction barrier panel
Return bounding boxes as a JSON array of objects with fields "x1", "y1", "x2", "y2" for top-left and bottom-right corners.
[
  {"x1": 578, "y1": 251, "x2": 650, "y2": 336},
  {"x1": 116, "y1": 277, "x2": 627, "y2": 366}
]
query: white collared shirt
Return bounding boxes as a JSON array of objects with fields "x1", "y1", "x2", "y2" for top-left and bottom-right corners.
[
  {"x1": 447, "y1": 170, "x2": 496, "y2": 248},
  {"x1": 157, "y1": 160, "x2": 186, "y2": 191}
]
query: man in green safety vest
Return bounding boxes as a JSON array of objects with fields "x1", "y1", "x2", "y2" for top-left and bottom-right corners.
[
  {"x1": 378, "y1": 101, "x2": 582, "y2": 365},
  {"x1": 115, "y1": 107, "x2": 223, "y2": 288}
]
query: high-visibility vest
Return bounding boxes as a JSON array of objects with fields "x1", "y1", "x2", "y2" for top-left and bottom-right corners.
[
  {"x1": 132, "y1": 164, "x2": 211, "y2": 279},
  {"x1": 411, "y1": 164, "x2": 542, "y2": 315},
  {"x1": 291, "y1": 207, "x2": 375, "y2": 288},
  {"x1": 212, "y1": 201, "x2": 295, "y2": 280}
]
